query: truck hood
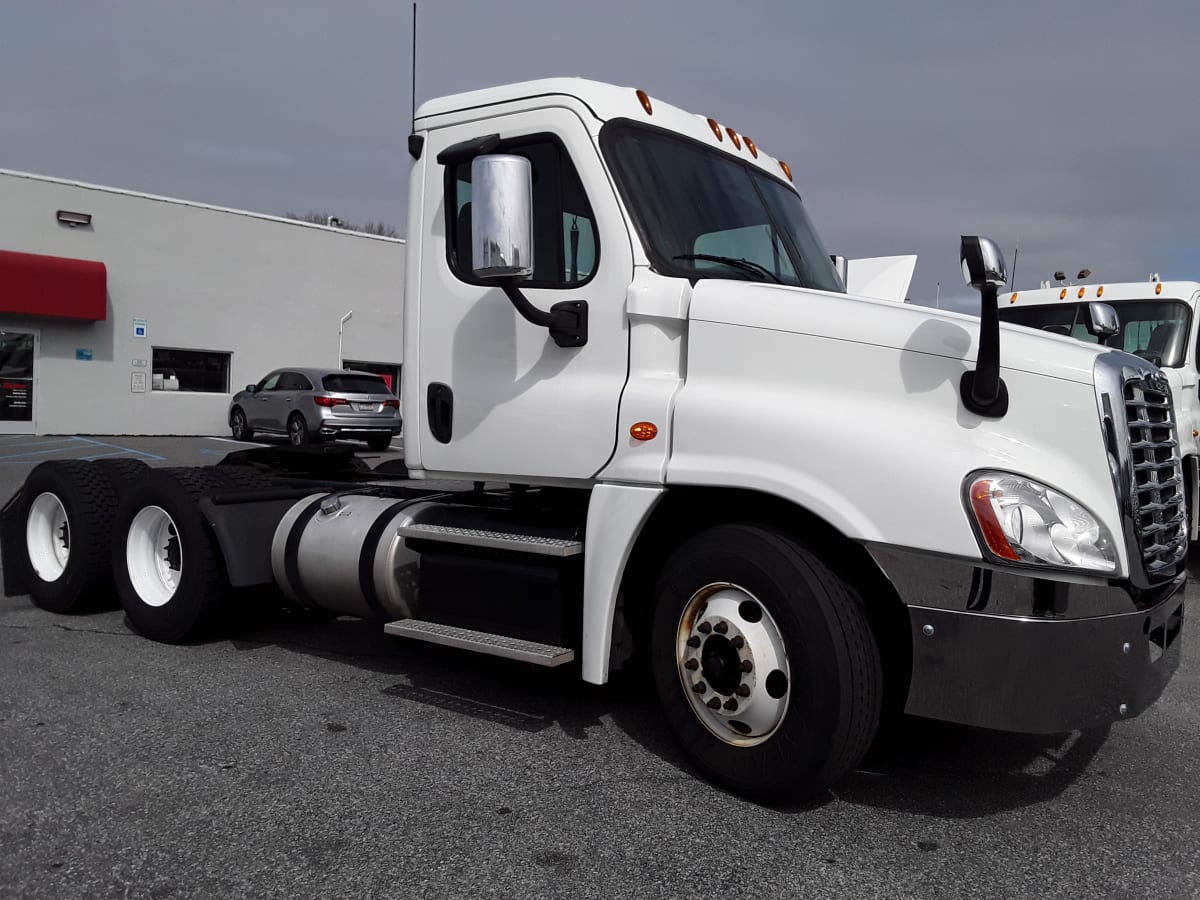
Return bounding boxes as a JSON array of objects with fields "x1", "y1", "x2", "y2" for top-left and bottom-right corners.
[{"x1": 688, "y1": 280, "x2": 1109, "y2": 386}]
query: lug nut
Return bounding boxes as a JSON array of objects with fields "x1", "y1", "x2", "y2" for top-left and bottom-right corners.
[
  {"x1": 687, "y1": 636, "x2": 701, "y2": 648},
  {"x1": 706, "y1": 697, "x2": 722, "y2": 710},
  {"x1": 684, "y1": 659, "x2": 699, "y2": 671},
  {"x1": 731, "y1": 635, "x2": 745, "y2": 649},
  {"x1": 740, "y1": 660, "x2": 753, "y2": 673},
  {"x1": 736, "y1": 684, "x2": 751, "y2": 697},
  {"x1": 698, "y1": 621, "x2": 712, "y2": 634},
  {"x1": 692, "y1": 681, "x2": 707, "y2": 694},
  {"x1": 714, "y1": 621, "x2": 729, "y2": 634},
  {"x1": 723, "y1": 699, "x2": 738, "y2": 711}
]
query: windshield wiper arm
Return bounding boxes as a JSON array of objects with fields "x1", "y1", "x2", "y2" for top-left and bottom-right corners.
[{"x1": 672, "y1": 254, "x2": 783, "y2": 284}]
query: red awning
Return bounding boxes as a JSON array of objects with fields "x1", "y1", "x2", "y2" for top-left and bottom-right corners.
[{"x1": 0, "y1": 249, "x2": 107, "y2": 321}]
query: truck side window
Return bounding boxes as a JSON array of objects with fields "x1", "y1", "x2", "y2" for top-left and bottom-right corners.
[{"x1": 446, "y1": 136, "x2": 598, "y2": 288}]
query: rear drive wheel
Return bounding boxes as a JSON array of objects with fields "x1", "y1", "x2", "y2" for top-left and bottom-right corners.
[
  {"x1": 365, "y1": 435, "x2": 392, "y2": 451},
  {"x1": 651, "y1": 524, "x2": 882, "y2": 802},
  {"x1": 287, "y1": 413, "x2": 312, "y2": 447},
  {"x1": 112, "y1": 468, "x2": 232, "y2": 642},
  {"x1": 22, "y1": 461, "x2": 119, "y2": 613},
  {"x1": 230, "y1": 407, "x2": 254, "y2": 442}
]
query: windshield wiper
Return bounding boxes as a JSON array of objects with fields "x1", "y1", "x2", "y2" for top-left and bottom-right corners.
[{"x1": 672, "y1": 254, "x2": 783, "y2": 284}]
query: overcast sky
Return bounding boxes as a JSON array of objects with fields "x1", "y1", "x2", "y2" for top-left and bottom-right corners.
[{"x1": 2, "y1": 0, "x2": 1197, "y2": 312}]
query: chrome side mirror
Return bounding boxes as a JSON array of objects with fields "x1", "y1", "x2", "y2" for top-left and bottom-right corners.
[
  {"x1": 1085, "y1": 302, "x2": 1119, "y2": 344},
  {"x1": 960, "y1": 236, "x2": 1007, "y2": 289},
  {"x1": 471, "y1": 154, "x2": 533, "y2": 280},
  {"x1": 830, "y1": 254, "x2": 848, "y2": 288}
]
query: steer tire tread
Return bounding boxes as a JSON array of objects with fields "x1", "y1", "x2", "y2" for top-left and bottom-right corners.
[{"x1": 651, "y1": 523, "x2": 883, "y2": 803}]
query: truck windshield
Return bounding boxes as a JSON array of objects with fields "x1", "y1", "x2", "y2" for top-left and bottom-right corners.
[
  {"x1": 998, "y1": 299, "x2": 1192, "y2": 368},
  {"x1": 601, "y1": 124, "x2": 844, "y2": 293}
]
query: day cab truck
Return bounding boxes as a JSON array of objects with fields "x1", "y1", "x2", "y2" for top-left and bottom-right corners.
[
  {"x1": 1, "y1": 79, "x2": 1187, "y2": 802},
  {"x1": 1000, "y1": 277, "x2": 1200, "y2": 545}
]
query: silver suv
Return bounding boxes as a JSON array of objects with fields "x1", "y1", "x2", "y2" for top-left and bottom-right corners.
[{"x1": 228, "y1": 367, "x2": 402, "y2": 450}]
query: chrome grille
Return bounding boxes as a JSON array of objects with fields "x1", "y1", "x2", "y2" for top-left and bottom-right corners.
[{"x1": 1124, "y1": 375, "x2": 1187, "y2": 576}]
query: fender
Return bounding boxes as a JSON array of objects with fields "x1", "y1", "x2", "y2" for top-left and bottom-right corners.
[{"x1": 666, "y1": 281, "x2": 1130, "y2": 572}]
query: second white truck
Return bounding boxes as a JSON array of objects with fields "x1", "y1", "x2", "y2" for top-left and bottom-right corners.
[
  {"x1": 2, "y1": 79, "x2": 1187, "y2": 802},
  {"x1": 1001, "y1": 277, "x2": 1200, "y2": 543}
]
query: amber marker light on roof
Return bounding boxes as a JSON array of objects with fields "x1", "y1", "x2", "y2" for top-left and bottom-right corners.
[
  {"x1": 726, "y1": 128, "x2": 742, "y2": 149},
  {"x1": 779, "y1": 160, "x2": 793, "y2": 181},
  {"x1": 1010, "y1": 293, "x2": 1018, "y2": 303},
  {"x1": 636, "y1": 89, "x2": 653, "y2": 115},
  {"x1": 630, "y1": 422, "x2": 658, "y2": 441},
  {"x1": 1060, "y1": 288, "x2": 1068, "y2": 299},
  {"x1": 743, "y1": 136, "x2": 759, "y2": 158},
  {"x1": 707, "y1": 118, "x2": 723, "y2": 141},
  {"x1": 1156, "y1": 283, "x2": 1164, "y2": 295},
  {"x1": 1096, "y1": 286, "x2": 1104, "y2": 297},
  {"x1": 1078, "y1": 287, "x2": 1086, "y2": 299}
]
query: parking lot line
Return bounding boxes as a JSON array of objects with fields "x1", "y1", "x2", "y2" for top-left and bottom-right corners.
[
  {"x1": 0, "y1": 445, "x2": 87, "y2": 462},
  {"x1": 71, "y1": 436, "x2": 166, "y2": 461},
  {"x1": 0, "y1": 438, "x2": 78, "y2": 450}
]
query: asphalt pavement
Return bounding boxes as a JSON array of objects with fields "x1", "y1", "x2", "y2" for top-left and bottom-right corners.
[{"x1": 1, "y1": 436, "x2": 1198, "y2": 899}]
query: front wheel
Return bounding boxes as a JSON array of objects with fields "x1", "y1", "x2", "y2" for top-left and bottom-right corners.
[
  {"x1": 230, "y1": 407, "x2": 253, "y2": 442},
  {"x1": 651, "y1": 524, "x2": 882, "y2": 802}
]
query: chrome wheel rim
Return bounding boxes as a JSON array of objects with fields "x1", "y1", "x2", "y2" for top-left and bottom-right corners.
[
  {"x1": 126, "y1": 506, "x2": 182, "y2": 607},
  {"x1": 232, "y1": 411, "x2": 246, "y2": 438},
  {"x1": 288, "y1": 418, "x2": 304, "y2": 445},
  {"x1": 26, "y1": 492, "x2": 70, "y2": 582},
  {"x1": 675, "y1": 583, "x2": 791, "y2": 747}
]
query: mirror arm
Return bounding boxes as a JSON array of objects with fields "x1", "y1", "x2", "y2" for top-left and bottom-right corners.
[
  {"x1": 500, "y1": 281, "x2": 588, "y2": 348},
  {"x1": 960, "y1": 283, "x2": 1009, "y2": 417}
]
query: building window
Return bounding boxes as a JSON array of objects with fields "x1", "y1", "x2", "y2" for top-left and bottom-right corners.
[
  {"x1": 342, "y1": 360, "x2": 401, "y2": 394},
  {"x1": 152, "y1": 347, "x2": 231, "y2": 393}
]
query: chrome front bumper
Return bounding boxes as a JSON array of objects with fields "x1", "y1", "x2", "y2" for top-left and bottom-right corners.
[{"x1": 870, "y1": 546, "x2": 1186, "y2": 734}]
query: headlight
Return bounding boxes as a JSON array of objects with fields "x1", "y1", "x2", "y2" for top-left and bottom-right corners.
[{"x1": 964, "y1": 472, "x2": 1118, "y2": 573}]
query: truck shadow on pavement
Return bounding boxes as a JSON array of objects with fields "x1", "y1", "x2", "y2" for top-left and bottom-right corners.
[{"x1": 224, "y1": 605, "x2": 1104, "y2": 818}]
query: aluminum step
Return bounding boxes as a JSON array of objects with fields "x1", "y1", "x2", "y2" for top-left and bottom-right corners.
[
  {"x1": 384, "y1": 619, "x2": 575, "y2": 666},
  {"x1": 398, "y1": 523, "x2": 582, "y2": 557}
]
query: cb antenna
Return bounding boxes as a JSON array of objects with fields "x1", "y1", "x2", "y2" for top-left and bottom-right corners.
[
  {"x1": 411, "y1": 2, "x2": 417, "y2": 134},
  {"x1": 408, "y1": 3, "x2": 423, "y2": 159}
]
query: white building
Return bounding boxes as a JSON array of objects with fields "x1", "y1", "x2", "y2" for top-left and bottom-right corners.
[{"x1": 0, "y1": 169, "x2": 405, "y2": 436}]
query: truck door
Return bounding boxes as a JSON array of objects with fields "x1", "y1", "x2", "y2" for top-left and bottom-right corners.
[{"x1": 415, "y1": 106, "x2": 633, "y2": 480}]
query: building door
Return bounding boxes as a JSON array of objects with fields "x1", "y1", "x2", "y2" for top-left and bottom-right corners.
[{"x1": 0, "y1": 328, "x2": 38, "y2": 434}]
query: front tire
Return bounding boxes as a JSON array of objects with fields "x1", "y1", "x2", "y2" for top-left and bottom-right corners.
[
  {"x1": 230, "y1": 407, "x2": 254, "y2": 442},
  {"x1": 112, "y1": 469, "x2": 232, "y2": 642},
  {"x1": 651, "y1": 524, "x2": 882, "y2": 802}
]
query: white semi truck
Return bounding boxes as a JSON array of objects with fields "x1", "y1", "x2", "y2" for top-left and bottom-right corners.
[
  {"x1": 1000, "y1": 277, "x2": 1200, "y2": 543},
  {"x1": 1, "y1": 79, "x2": 1187, "y2": 802}
]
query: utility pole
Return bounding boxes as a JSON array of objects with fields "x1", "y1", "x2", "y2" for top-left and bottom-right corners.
[{"x1": 338, "y1": 310, "x2": 353, "y2": 368}]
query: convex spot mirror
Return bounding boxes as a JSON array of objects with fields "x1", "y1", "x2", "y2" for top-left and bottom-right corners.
[
  {"x1": 471, "y1": 154, "x2": 534, "y2": 281},
  {"x1": 960, "y1": 236, "x2": 1007, "y2": 289},
  {"x1": 1085, "y1": 302, "x2": 1119, "y2": 344}
]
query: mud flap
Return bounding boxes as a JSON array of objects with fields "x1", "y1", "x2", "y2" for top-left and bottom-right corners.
[{"x1": 0, "y1": 487, "x2": 31, "y2": 597}]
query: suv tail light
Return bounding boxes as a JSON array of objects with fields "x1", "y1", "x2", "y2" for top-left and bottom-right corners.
[
  {"x1": 383, "y1": 399, "x2": 400, "y2": 409},
  {"x1": 314, "y1": 395, "x2": 348, "y2": 407}
]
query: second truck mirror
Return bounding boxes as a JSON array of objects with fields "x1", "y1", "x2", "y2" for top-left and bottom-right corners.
[
  {"x1": 471, "y1": 154, "x2": 534, "y2": 280},
  {"x1": 1085, "y1": 302, "x2": 1120, "y2": 344}
]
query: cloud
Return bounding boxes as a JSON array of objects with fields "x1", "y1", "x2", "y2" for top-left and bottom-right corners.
[{"x1": 1, "y1": 0, "x2": 1197, "y2": 303}]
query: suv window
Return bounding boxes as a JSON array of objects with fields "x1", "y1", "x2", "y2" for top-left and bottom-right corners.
[
  {"x1": 446, "y1": 135, "x2": 598, "y2": 287},
  {"x1": 277, "y1": 372, "x2": 312, "y2": 391},
  {"x1": 257, "y1": 373, "x2": 282, "y2": 392},
  {"x1": 323, "y1": 374, "x2": 390, "y2": 394}
]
